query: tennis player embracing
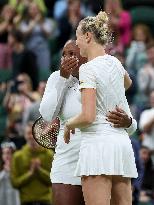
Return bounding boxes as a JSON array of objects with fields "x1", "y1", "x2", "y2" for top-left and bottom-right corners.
[{"x1": 64, "y1": 11, "x2": 138, "y2": 205}]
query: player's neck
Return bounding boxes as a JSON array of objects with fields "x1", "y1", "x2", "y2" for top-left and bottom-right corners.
[{"x1": 87, "y1": 43, "x2": 106, "y2": 61}]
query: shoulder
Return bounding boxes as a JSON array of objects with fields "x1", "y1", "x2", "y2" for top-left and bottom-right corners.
[
  {"x1": 79, "y1": 60, "x2": 95, "y2": 72},
  {"x1": 79, "y1": 63, "x2": 96, "y2": 79},
  {"x1": 109, "y1": 55, "x2": 122, "y2": 65},
  {"x1": 47, "y1": 71, "x2": 60, "y2": 83},
  {"x1": 109, "y1": 55, "x2": 125, "y2": 75},
  {"x1": 48, "y1": 70, "x2": 60, "y2": 79},
  {"x1": 12, "y1": 149, "x2": 24, "y2": 160},
  {"x1": 140, "y1": 109, "x2": 153, "y2": 117}
]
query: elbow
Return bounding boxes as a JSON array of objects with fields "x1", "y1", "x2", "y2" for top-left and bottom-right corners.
[
  {"x1": 39, "y1": 106, "x2": 53, "y2": 122},
  {"x1": 125, "y1": 79, "x2": 132, "y2": 90},
  {"x1": 129, "y1": 79, "x2": 132, "y2": 87}
]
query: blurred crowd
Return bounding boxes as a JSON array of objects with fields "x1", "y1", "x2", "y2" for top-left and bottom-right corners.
[{"x1": 0, "y1": 0, "x2": 154, "y2": 205}]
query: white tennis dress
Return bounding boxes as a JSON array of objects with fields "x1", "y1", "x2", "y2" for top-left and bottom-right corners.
[
  {"x1": 39, "y1": 71, "x2": 82, "y2": 185},
  {"x1": 75, "y1": 55, "x2": 138, "y2": 178},
  {"x1": 39, "y1": 67, "x2": 137, "y2": 185}
]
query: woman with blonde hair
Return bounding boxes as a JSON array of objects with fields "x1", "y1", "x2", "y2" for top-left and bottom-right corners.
[{"x1": 64, "y1": 11, "x2": 138, "y2": 205}]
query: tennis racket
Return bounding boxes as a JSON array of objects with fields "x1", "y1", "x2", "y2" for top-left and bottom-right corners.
[{"x1": 32, "y1": 116, "x2": 60, "y2": 149}]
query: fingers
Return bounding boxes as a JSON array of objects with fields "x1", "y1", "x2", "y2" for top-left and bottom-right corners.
[
  {"x1": 115, "y1": 106, "x2": 125, "y2": 114},
  {"x1": 106, "y1": 108, "x2": 132, "y2": 128},
  {"x1": 64, "y1": 126, "x2": 75, "y2": 143},
  {"x1": 106, "y1": 118, "x2": 120, "y2": 124},
  {"x1": 64, "y1": 127, "x2": 70, "y2": 144},
  {"x1": 112, "y1": 124, "x2": 122, "y2": 128},
  {"x1": 71, "y1": 129, "x2": 75, "y2": 134},
  {"x1": 107, "y1": 111, "x2": 124, "y2": 120},
  {"x1": 106, "y1": 108, "x2": 126, "y2": 128},
  {"x1": 61, "y1": 57, "x2": 78, "y2": 69},
  {"x1": 67, "y1": 60, "x2": 79, "y2": 71},
  {"x1": 60, "y1": 57, "x2": 79, "y2": 78}
]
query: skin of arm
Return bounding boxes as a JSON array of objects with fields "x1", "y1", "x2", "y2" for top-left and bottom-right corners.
[
  {"x1": 124, "y1": 71, "x2": 132, "y2": 90},
  {"x1": 64, "y1": 88, "x2": 96, "y2": 143}
]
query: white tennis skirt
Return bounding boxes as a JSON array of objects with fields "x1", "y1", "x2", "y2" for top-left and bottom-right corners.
[
  {"x1": 51, "y1": 131, "x2": 82, "y2": 185},
  {"x1": 74, "y1": 125, "x2": 138, "y2": 178}
]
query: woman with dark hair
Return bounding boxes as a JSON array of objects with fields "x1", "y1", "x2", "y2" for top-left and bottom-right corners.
[{"x1": 40, "y1": 39, "x2": 137, "y2": 205}]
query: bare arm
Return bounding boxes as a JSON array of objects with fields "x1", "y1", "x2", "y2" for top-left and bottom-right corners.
[
  {"x1": 64, "y1": 88, "x2": 96, "y2": 143},
  {"x1": 66, "y1": 88, "x2": 96, "y2": 128},
  {"x1": 124, "y1": 71, "x2": 132, "y2": 90}
]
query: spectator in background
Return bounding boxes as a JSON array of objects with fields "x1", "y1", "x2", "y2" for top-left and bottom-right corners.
[
  {"x1": 23, "y1": 80, "x2": 46, "y2": 126},
  {"x1": 88, "y1": 0, "x2": 104, "y2": 14},
  {"x1": 0, "y1": 4, "x2": 15, "y2": 69},
  {"x1": 139, "y1": 90, "x2": 154, "y2": 160},
  {"x1": 9, "y1": 0, "x2": 47, "y2": 14},
  {"x1": 57, "y1": 0, "x2": 84, "y2": 49},
  {"x1": 105, "y1": 0, "x2": 132, "y2": 54},
  {"x1": 0, "y1": 141, "x2": 20, "y2": 205},
  {"x1": 8, "y1": 29, "x2": 39, "y2": 90},
  {"x1": 53, "y1": 0, "x2": 68, "y2": 20},
  {"x1": 139, "y1": 146, "x2": 154, "y2": 203},
  {"x1": 3, "y1": 73, "x2": 40, "y2": 148},
  {"x1": 131, "y1": 138, "x2": 144, "y2": 205},
  {"x1": 19, "y1": 2, "x2": 55, "y2": 70},
  {"x1": 44, "y1": 0, "x2": 58, "y2": 18},
  {"x1": 54, "y1": 0, "x2": 92, "y2": 21},
  {"x1": 126, "y1": 24, "x2": 152, "y2": 75},
  {"x1": 0, "y1": 0, "x2": 7, "y2": 9},
  {"x1": 10, "y1": 122, "x2": 54, "y2": 205},
  {"x1": 137, "y1": 42, "x2": 154, "y2": 108}
]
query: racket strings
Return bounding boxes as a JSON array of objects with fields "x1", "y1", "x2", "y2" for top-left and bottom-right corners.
[{"x1": 33, "y1": 117, "x2": 60, "y2": 149}]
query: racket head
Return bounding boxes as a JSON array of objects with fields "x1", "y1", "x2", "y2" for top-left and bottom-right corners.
[{"x1": 32, "y1": 116, "x2": 60, "y2": 149}]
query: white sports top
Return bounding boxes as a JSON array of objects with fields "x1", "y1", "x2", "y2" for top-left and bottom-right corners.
[
  {"x1": 40, "y1": 69, "x2": 137, "y2": 141},
  {"x1": 79, "y1": 55, "x2": 137, "y2": 133}
]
